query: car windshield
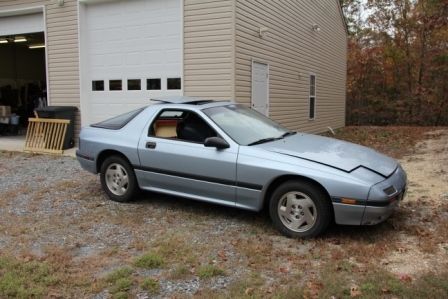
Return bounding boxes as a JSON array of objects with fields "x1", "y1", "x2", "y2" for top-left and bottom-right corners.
[{"x1": 203, "y1": 104, "x2": 292, "y2": 145}]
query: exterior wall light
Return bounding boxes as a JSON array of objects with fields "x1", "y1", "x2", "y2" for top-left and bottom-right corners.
[
  {"x1": 259, "y1": 27, "x2": 269, "y2": 38},
  {"x1": 57, "y1": 0, "x2": 65, "y2": 7},
  {"x1": 312, "y1": 24, "x2": 321, "y2": 32}
]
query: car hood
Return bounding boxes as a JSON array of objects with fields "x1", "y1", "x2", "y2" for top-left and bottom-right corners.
[{"x1": 257, "y1": 133, "x2": 397, "y2": 177}]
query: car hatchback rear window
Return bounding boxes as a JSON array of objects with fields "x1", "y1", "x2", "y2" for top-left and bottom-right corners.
[{"x1": 91, "y1": 107, "x2": 145, "y2": 130}]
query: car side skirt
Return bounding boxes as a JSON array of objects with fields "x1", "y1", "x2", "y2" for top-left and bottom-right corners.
[
  {"x1": 134, "y1": 168, "x2": 262, "y2": 211},
  {"x1": 139, "y1": 184, "x2": 239, "y2": 210}
]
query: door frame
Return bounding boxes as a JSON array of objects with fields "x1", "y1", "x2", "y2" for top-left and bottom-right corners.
[
  {"x1": 251, "y1": 59, "x2": 270, "y2": 116},
  {"x1": 142, "y1": 105, "x2": 239, "y2": 149}
]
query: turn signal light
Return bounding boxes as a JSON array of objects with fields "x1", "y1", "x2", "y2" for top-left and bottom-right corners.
[{"x1": 341, "y1": 198, "x2": 357, "y2": 205}]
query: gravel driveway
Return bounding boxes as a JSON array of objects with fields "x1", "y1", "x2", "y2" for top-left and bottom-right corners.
[
  {"x1": 0, "y1": 152, "x2": 265, "y2": 297},
  {"x1": 0, "y1": 128, "x2": 447, "y2": 298}
]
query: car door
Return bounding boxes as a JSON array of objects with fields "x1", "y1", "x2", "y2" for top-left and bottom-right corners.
[{"x1": 136, "y1": 108, "x2": 238, "y2": 206}]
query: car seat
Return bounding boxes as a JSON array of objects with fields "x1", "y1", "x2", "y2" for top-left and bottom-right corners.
[{"x1": 176, "y1": 113, "x2": 215, "y2": 143}]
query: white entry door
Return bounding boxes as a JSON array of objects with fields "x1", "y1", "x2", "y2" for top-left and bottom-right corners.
[{"x1": 251, "y1": 61, "x2": 269, "y2": 116}]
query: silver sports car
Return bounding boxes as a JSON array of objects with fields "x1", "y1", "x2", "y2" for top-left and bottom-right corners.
[{"x1": 76, "y1": 96, "x2": 407, "y2": 238}]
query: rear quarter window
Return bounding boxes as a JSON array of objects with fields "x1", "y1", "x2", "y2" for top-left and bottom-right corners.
[{"x1": 91, "y1": 107, "x2": 145, "y2": 130}]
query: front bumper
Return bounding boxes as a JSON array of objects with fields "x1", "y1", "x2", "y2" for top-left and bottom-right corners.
[
  {"x1": 361, "y1": 165, "x2": 407, "y2": 225},
  {"x1": 333, "y1": 190, "x2": 405, "y2": 226},
  {"x1": 76, "y1": 150, "x2": 97, "y2": 174},
  {"x1": 333, "y1": 165, "x2": 407, "y2": 226},
  {"x1": 361, "y1": 196, "x2": 401, "y2": 225}
]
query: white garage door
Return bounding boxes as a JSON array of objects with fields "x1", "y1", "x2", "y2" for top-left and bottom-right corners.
[
  {"x1": 0, "y1": 13, "x2": 44, "y2": 36},
  {"x1": 81, "y1": 0, "x2": 182, "y2": 124}
]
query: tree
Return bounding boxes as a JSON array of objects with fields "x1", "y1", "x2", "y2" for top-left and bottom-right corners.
[{"x1": 344, "y1": 0, "x2": 448, "y2": 125}]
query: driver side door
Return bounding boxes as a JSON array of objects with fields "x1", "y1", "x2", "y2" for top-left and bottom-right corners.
[{"x1": 136, "y1": 108, "x2": 238, "y2": 206}]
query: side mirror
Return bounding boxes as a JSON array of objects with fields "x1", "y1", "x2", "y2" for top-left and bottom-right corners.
[{"x1": 204, "y1": 137, "x2": 230, "y2": 149}]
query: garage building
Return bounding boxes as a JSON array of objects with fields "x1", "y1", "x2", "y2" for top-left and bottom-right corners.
[{"x1": 0, "y1": 0, "x2": 347, "y2": 138}]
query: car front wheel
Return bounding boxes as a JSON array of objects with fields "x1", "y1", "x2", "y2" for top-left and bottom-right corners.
[
  {"x1": 100, "y1": 155, "x2": 138, "y2": 202},
  {"x1": 269, "y1": 180, "x2": 332, "y2": 238}
]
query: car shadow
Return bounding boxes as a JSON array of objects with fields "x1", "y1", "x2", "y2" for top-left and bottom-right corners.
[
  {"x1": 324, "y1": 221, "x2": 395, "y2": 241},
  {"x1": 123, "y1": 190, "x2": 398, "y2": 241},
  {"x1": 128, "y1": 189, "x2": 272, "y2": 227}
]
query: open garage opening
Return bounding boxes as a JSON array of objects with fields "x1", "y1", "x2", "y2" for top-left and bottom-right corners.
[{"x1": 0, "y1": 30, "x2": 47, "y2": 136}]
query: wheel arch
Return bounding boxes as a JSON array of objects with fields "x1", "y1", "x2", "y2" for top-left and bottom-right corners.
[
  {"x1": 262, "y1": 175, "x2": 334, "y2": 215},
  {"x1": 96, "y1": 149, "x2": 133, "y2": 173}
]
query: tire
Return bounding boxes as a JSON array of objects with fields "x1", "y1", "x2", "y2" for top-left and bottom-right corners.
[
  {"x1": 100, "y1": 155, "x2": 138, "y2": 202},
  {"x1": 269, "y1": 180, "x2": 332, "y2": 238}
]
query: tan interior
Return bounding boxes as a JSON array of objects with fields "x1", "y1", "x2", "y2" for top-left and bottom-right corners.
[{"x1": 154, "y1": 120, "x2": 177, "y2": 138}]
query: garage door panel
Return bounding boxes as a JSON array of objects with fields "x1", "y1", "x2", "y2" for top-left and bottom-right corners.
[
  {"x1": 0, "y1": 13, "x2": 44, "y2": 36},
  {"x1": 167, "y1": 49, "x2": 182, "y2": 60},
  {"x1": 82, "y1": 0, "x2": 182, "y2": 124},
  {"x1": 124, "y1": 52, "x2": 144, "y2": 66}
]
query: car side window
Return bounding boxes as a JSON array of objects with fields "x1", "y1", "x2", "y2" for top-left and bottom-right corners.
[{"x1": 149, "y1": 109, "x2": 217, "y2": 144}]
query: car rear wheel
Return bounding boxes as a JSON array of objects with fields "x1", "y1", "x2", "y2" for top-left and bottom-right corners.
[
  {"x1": 100, "y1": 155, "x2": 138, "y2": 202},
  {"x1": 269, "y1": 180, "x2": 332, "y2": 238}
]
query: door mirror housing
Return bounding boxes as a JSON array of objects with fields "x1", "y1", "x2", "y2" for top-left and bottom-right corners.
[{"x1": 204, "y1": 137, "x2": 229, "y2": 149}]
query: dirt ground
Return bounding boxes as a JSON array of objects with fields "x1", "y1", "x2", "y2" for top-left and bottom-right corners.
[
  {"x1": 0, "y1": 127, "x2": 447, "y2": 298},
  {"x1": 381, "y1": 129, "x2": 448, "y2": 275}
]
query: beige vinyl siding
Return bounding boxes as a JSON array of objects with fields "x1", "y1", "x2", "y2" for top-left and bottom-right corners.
[
  {"x1": 235, "y1": 0, "x2": 347, "y2": 133},
  {"x1": 0, "y1": 0, "x2": 81, "y2": 137},
  {"x1": 183, "y1": 0, "x2": 235, "y2": 100}
]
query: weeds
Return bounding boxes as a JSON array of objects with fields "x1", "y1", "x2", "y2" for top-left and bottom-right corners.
[
  {"x1": 169, "y1": 265, "x2": 190, "y2": 280},
  {"x1": 105, "y1": 267, "x2": 133, "y2": 298},
  {"x1": 134, "y1": 253, "x2": 164, "y2": 269},
  {"x1": 0, "y1": 256, "x2": 59, "y2": 298},
  {"x1": 140, "y1": 278, "x2": 160, "y2": 294},
  {"x1": 197, "y1": 264, "x2": 225, "y2": 279},
  {"x1": 106, "y1": 267, "x2": 133, "y2": 283}
]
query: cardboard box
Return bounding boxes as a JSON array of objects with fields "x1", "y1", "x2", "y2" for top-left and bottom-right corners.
[{"x1": 0, "y1": 106, "x2": 11, "y2": 117}]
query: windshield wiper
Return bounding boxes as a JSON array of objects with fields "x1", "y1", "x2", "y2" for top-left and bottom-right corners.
[
  {"x1": 248, "y1": 131, "x2": 296, "y2": 146},
  {"x1": 281, "y1": 131, "x2": 296, "y2": 138},
  {"x1": 248, "y1": 137, "x2": 282, "y2": 146}
]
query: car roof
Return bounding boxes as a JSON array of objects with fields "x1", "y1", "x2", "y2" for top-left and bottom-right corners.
[
  {"x1": 151, "y1": 96, "x2": 212, "y2": 104},
  {"x1": 151, "y1": 95, "x2": 233, "y2": 106}
]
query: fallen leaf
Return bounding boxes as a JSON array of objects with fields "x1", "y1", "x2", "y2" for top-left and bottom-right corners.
[
  {"x1": 48, "y1": 292, "x2": 63, "y2": 299},
  {"x1": 245, "y1": 288, "x2": 254, "y2": 295},
  {"x1": 350, "y1": 285, "x2": 362, "y2": 297},
  {"x1": 218, "y1": 250, "x2": 227, "y2": 261},
  {"x1": 398, "y1": 273, "x2": 412, "y2": 282},
  {"x1": 397, "y1": 247, "x2": 406, "y2": 253},
  {"x1": 304, "y1": 281, "x2": 323, "y2": 298}
]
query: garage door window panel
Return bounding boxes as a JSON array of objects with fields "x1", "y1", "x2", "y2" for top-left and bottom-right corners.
[
  {"x1": 149, "y1": 110, "x2": 217, "y2": 144},
  {"x1": 127, "y1": 79, "x2": 141, "y2": 91},
  {"x1": 92, "y1": 80, "x2": 104, "y2": 91},
  {"x1": 109, "y1": 80, "x2": 122, "y2": 91},
  {"x1": 147, "y1": 79, "x2": 161, "y2": 90},
  {"x1": 167, "y1": 78, "x2": 181, "y2": 90}
]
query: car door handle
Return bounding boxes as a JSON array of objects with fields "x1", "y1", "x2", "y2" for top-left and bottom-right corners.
[{"x1": 146, "y1": 142, "x2": 156, "y2": 149}]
